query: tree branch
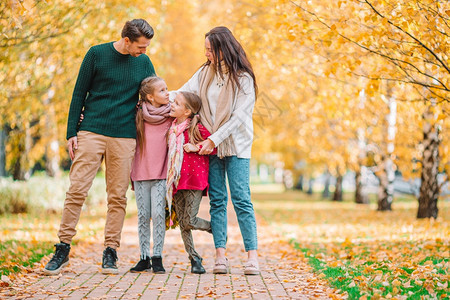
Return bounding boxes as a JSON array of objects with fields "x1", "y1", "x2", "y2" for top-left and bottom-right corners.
[
  {"x1": 364, "y1": 0, "x2": 450, "y2": 74},
  {"x1": 290, "y1": 1, "x2": 449, "y2": 91}
]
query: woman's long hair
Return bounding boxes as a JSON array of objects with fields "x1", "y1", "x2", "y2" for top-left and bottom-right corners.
[
  {"x1": 136, "y1": 76, "x2": 164, "y2": 155},
  {"x1": 179, "y1": 91, "x2": 204, "y2": 145},
  {"x1": 204, "y1": 26, "x2": 258, "y2": 99}
]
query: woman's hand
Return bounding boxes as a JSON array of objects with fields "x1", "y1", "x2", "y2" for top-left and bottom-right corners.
[
  {"x1": 198, "y1": 138, "x2": 215, "y2": 155},
  {"x1": 183, "y1": 143, "x2": 199, "y2": 153}
]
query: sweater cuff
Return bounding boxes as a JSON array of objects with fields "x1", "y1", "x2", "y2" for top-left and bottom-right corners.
[
  {"x1": 209, "y1": 134, "x2": 222, "y2": 148},
  {"x1": 66, "y1": 128, "x2": 77, "y2": 140}
]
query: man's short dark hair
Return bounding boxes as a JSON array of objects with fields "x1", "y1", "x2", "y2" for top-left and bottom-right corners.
[{"x1": 121, "y1": 19, "x2": 154, "y2": 42}]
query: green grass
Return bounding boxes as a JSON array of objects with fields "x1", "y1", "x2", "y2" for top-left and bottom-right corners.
[
  {"x1": 0, "y1": 174, "x2": 140, "y2": 277},
  {"x1": 292, "y1": 241, "x2": 449, "y2": 299},
  {"x1": 0, "y1": 240, "x2": 54, "y2": 276},
  {"x1": 297, "y1": 244, "x2": 363, "y2": 298},
  {"x1": 253, "y1": 189, "x2": 449, "y2": 299},
  {"x1": 0, "y1": 211, "x2": 111, "y2": 276}
]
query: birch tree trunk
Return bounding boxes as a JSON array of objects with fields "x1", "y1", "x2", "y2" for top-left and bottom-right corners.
[
  {"x1": 355, "y1": 167, "x2": 369, "y2": 204},
  {"x1": 12, "y1": 122, "x2": 32, "y2": 181},
  {"x1": 307, "y1": 178, "x2": 314, "y2": 195},
  {"x1": 0, "y1": 127, "x2": 6, "y2": 177},
  {"x1": 44, "y1": 88, "x2": 61, "y2": 177},
  {"x1": 377, "y1": 94, "x2": 396, "y2": 211},
  {"x1": 322, "y1": 170, "x2": 330, "y2": 199},
  {"x1": 417, "y1": 105, "x2": 440, "y2": 219},
  {"x1": 355, "y1": 123, "x2": 369, "y2": 204},
  {"x1": 295, "y1": 174, "x2": 304, "y2": 191},
  {"x1": 376, "y1": 163, "x2": 392, "y2": 211},
  {"x1": 333, "y1": 169, "x2": 343, "y2": 201}
]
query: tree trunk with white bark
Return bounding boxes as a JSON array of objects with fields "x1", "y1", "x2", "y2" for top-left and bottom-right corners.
[{"x1": 417, "y1": 106, "x2": 440, "y2": 219}]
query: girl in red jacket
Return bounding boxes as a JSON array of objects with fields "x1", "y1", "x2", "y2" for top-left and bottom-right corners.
[{"x1": 166, "y1": 91, "x2": 214, "y2": 274}]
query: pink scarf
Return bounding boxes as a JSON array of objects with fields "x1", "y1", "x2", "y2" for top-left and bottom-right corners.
[
  {"x1": 166, "y1": 118, "x2": 191, "y2": 224},
  {"x1": 142, "y1": 102, "x2": 171, "y2": 124}
]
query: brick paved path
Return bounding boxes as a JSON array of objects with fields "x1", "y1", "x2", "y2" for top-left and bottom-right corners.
[{"x1": 2, "y1": 199, "x2": 336, "y2": 299}]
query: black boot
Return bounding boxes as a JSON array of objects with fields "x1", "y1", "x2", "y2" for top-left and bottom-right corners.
[
  {"x1": 43, "y1": 242, "x2": 71, "y2": 275},
  {"x1": 130, "y1": 257, "x2": 151, "y2": 273},
  {"x1": 151, "y1": 256, "x2": 165, "y2": 274},
  {"x1": 191, "y1": 257, "x2": 206, "y2": 274},
  {"x1": 102, "y1": 247, "x2": 118, "y2": 274}
]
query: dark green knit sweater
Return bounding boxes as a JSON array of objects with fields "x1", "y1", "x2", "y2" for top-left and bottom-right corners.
[{"x1": 66, "y1": 42, "x2": 156, "y2": 139}]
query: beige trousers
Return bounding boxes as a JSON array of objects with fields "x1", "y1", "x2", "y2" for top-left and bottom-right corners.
[{"x1": 58, "y1": 131, "x2": 136, "y2": 249}]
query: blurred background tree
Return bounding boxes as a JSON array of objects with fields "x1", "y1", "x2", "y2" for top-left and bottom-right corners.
[{"x1": 0, "y1": 0, "x2": 448, "y2": 218}]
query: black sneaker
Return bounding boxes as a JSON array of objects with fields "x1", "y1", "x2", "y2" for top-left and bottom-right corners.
[
  {"x1": 130, "y1": 257, "x2": 151, "y2": 273},
  {"x1": 191, "y1": 257, "x2": 206, "y2": 274},
  {"x1": 151, "y1": 256, "x2": 165, "y2": 274},
  {"x1": 43, "y1": 242, "x2": 71, "y2": 275},
  {"x1": 102, "y1": 247, "x2": 118, "y2": 274}
]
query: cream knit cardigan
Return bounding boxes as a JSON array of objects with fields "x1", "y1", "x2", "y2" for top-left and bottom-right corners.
[{"x1": 170, "y1": 68, "x2": 255, "y2": 159}]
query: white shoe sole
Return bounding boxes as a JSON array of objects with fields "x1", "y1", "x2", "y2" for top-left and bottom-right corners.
[
  {"x1": 101, "y1": 267, "x2": 119, "y2": 275},
  {"x1": 244, "y1": 270, "x2": 260, "y2": 275},
  {"x1": 213, "y1": 267, "x2": 229, "y2": 274},
  {"x1": 43, "y1": 261, "x2": 69, "y2": 276},
  {"x1": 129, "y1": 268, "x2": 151, "y2": 273}
]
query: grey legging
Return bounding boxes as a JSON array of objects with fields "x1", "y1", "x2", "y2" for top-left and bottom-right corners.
[{"x1": 134, "y1": 180, "x2": 166, "y2": 258}]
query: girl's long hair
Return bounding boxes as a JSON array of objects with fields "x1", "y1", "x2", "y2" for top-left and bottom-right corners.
[
  {"x1": 204, "y1": 26, "x2": 258, "y2": 99},
  {"x1": 136, "y1": 76, "x2": 164, "y2": 155},
  {"x1": 179, "y1": 91, "x2": 204, "y2": 145}
]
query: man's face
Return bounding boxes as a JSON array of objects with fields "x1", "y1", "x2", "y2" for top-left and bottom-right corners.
[{"x1": 125, "y1": 36, "x2": 151, "y2": 57}]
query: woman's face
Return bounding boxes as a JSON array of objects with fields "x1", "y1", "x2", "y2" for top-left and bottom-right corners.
[
  {"x1": 205, "y1": 37, "x2": 214, "y2": 64},
  {"x1": 146, "y1": 80, "x2": 169, "y2": 108}
]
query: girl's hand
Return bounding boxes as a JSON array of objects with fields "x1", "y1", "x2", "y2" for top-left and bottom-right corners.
[
  {"x1": 183, "y1": 143, "x2": 199, "y2": 153},
  {"x1": 198, "y1": 139, "x2": 215, "y2": 155}
]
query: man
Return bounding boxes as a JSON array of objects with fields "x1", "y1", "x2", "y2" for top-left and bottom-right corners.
[{"x1": 43, "y1": 19, "x2": 156, "y2": 275}]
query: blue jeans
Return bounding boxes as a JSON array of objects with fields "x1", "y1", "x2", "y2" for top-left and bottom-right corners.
[{"x1": 209, "y1": 155, "x2": 258, "y2": 251}]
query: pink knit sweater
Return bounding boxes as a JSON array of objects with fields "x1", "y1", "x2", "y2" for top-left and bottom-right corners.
[{"x1": 130, "y1": 118, "x2": 173, "y2": 181}]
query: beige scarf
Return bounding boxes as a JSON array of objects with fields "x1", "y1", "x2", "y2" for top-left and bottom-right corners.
[{"x1": 198, "y1": 64, "x2": 236, "y2": 158}]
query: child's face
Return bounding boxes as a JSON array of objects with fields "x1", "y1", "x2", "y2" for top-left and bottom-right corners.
[
  {"x1": 170, "y1": 94, "x2": 191, "y2": 119},
  {"x1": 147, "y1": 80, "x2": 169, "y2": 108}
]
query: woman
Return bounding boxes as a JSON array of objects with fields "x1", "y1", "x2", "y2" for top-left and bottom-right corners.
[{"x1": 174, "y1": 26, "x2": 259, "y2": 275}]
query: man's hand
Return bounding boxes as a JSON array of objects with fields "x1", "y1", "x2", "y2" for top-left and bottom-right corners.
[
  {"x1": 67, "y1": 136, "x2": 78, "y2": 160},
  {"x1": 183, "y1": 143, "x2": 199, "y2": 153}
]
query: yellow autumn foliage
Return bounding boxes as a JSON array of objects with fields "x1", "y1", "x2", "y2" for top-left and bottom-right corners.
[{"x1": 0, "y1": 0, "x2": 448, "y2": 191}]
